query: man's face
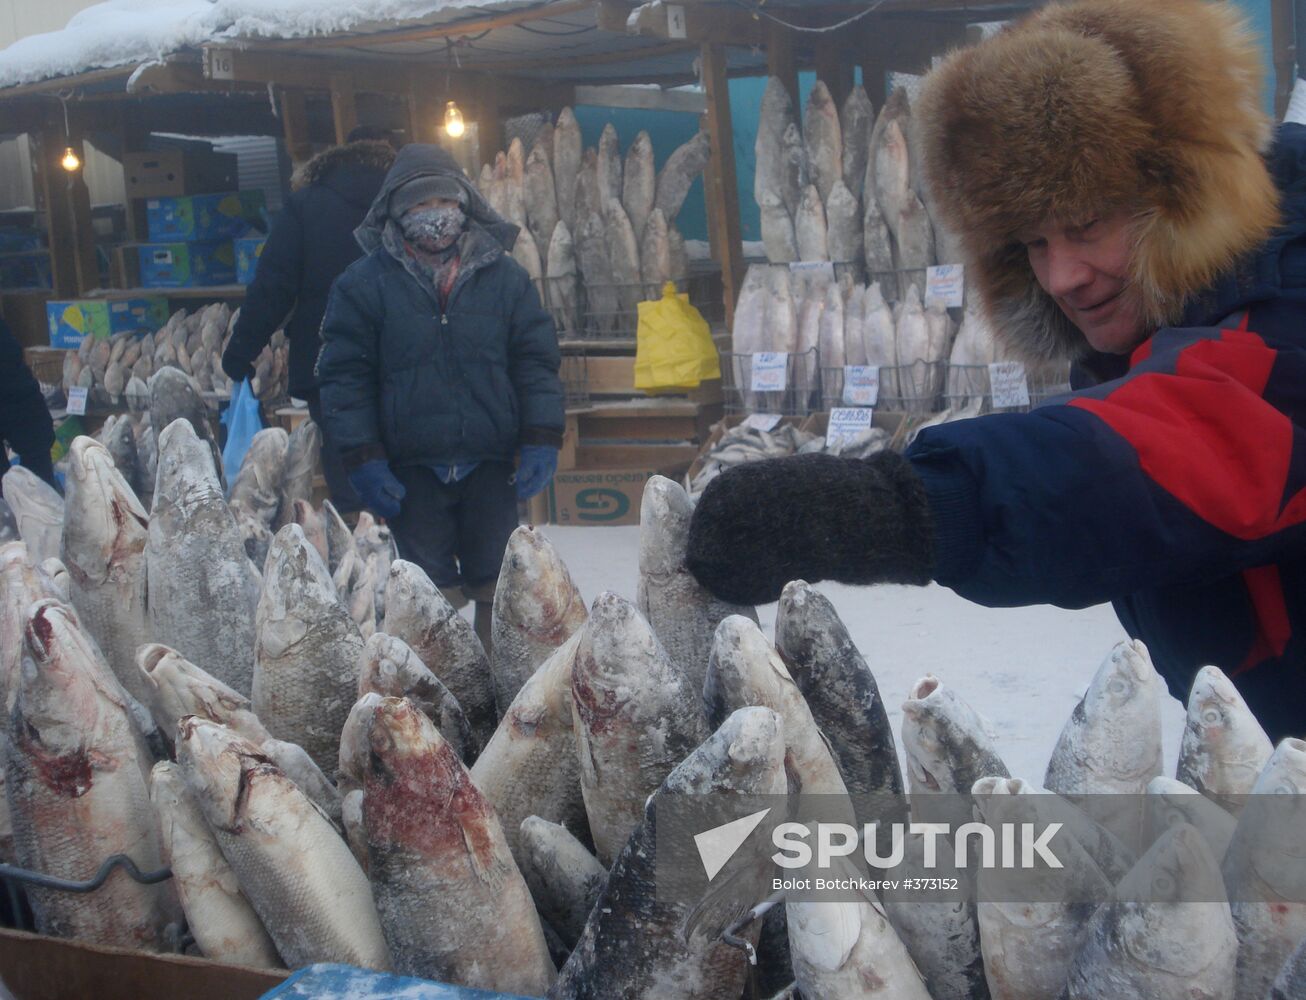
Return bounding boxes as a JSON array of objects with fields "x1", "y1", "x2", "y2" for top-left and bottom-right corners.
[
  {"x1": 411, "y1": 196, "x2": 461, "y2": 213},
  {"x1": 1021, "y1": 211, "x2": 1149, "y2": 354}
]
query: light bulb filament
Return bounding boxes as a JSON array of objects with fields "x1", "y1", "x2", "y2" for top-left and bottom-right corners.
[{"x1": 444, "y1": 101, "x2": 465, "y2": 138}]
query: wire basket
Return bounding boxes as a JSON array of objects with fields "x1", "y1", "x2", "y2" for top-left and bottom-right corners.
[
  {"x1": 23, "y1": 347, "x2": 66, "y2": 389},
  {"x1": 941, "y1": 363, "x2": 1073, "y2": 414},
  {"x1": 573, "y1": 274, "x2": 725, "y2": 341},
  {"x1": 820, "y1": 360, "x2": 947, "y2": 414},
  {"x1": 558, "y1": 349, "x2": 592, "y2": 409},
  {"x1": 721, "y1": 348, "x2": 821, "y2": 416}
]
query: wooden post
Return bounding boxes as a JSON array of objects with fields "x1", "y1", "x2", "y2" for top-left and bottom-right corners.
[
  {"x1": 279, "y1": 88, "x2": 314, "y2": 166},
  {"x1": 815, "y1": 39, "x2": 852, "y2": 107},
  {"x1": 859, "y1": 51, "x2": 887, "y2": 110},
  {"x1": 767, "y1": 21, "x2": 800, "y2": 104},
  {"x1": 32, "y1": 123, "x2": 99, "y2": 297},
  {"x1": 476, "y1": 79, "x2": 502, "y2": 169},
  {"x1": 700, "y1": 44, "x2": 744, "y2": 329},
  {"x1": 330, "y1": 74, "x2": 358, "y2": 145},
  {"x1": 407, "y1": 76, "x2": 443, "y2": 144}
]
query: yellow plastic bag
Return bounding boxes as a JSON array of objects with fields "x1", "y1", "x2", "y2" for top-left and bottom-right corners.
[{"x1": 633, "y1": 282, "x2": 721, "y2": 392}]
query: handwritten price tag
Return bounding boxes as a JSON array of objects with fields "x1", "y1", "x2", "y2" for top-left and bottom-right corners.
[
  {"x1": 66, "y1": 386, "x2": 88, "y2": 416},
  {"x1": 988, "y1": 361, "x2": 1031, "y2": 408},
  {"x1": 925, "y1": 264, "x2": 965, "y2": 308},
  {"x1": 826, "y1": 407, "x2": 874, "y2": 449},
  {"x1": 749, "y1": 352, "x2": 788, "y2": 393},
  {"x1": 842, "y1": 365, "x2": 880, "y2": 407}
]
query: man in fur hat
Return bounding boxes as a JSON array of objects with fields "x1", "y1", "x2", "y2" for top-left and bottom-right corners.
[
  {"x1": 316, "y1": 143, "x2": 563, "y2": 652},
  {"x1": 687, "y1": 0, "x2": 1306, "y2": 740},
  {"x1": 223, "y1": 125, "x2": 397, "y2": 514}
]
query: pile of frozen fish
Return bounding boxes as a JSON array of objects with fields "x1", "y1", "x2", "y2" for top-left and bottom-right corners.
[
  {"x1": 476, "y1": 109, "x2": 710, "y2": 337},
  {"x1": 2, "y1": 414, "x2": 1304, "y2": 1000},
  {"x1": 55, "y1": 303, "x2": 289, "y2": 411}
]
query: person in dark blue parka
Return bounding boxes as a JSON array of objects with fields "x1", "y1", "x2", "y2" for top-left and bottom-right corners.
[
  {"x1": 222, "y1": 128, "x2": 396, "y2": 514},
  {"x1": 0, "y1": 317, "x2": 54, "y2": 487},
  {"x1": 316, "y1": 143, "x2": 564, "y2": 651}
]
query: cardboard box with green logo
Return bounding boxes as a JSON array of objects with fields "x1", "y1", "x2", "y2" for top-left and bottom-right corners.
[
  {"x1": 146, "y1": 191, "x2": 267, "y2": 242},
  {"x1": 139, "y1": 241, "x2": 237, "y2": 288},
  {"x1": 45, "y1": 297, "x2": 168, "y2": 349}
]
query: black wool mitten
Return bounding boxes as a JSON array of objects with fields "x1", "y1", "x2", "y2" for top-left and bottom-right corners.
[{"x1": 686, "y1": 451, "x2": 936, "y2": 606}]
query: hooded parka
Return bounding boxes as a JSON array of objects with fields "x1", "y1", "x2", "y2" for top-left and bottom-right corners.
[
  {"x1": 316, "y1": 144, "x2": 564, "y2": 471},
  {"x1": 911, "y1": 0, "x2": 1306, "y2": 740}
]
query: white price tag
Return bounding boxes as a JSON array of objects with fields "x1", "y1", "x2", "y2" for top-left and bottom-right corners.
[
  {"x1": 66, "y1": 386, "x2": 88, "y2": 416},
  {"x1": 842, "y1": 365, "x2": 880, "y2": 407},
  {"x1": 925, "y1": 264, "x2": 965, "y2": 308},
  {"x1": 666, "y1": 4, "x2": 687, "y2": 38},
  {"x1": 988, "y1": 361, "x2": 1031, "y2": 408},
  {"x1": 788, "y1": 260, "x2": 835, "y2": 279},
  {"x1": 749, "y1": 352, "x2": 788, "y2": 393},
  {"x1": 826, "y1": 407, "x2": 874, "y2": 449},
  {"x1": 742, "y1": 413, "x2": 783, "y2": 432}
]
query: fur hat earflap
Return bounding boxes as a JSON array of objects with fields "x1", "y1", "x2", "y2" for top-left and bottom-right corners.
[
  {"x1": 917, "y1": 0, "x2": 1280, "y2": 363},
  {"x1": 292, "y1": 140, "x2": 397, "y2": 191}
]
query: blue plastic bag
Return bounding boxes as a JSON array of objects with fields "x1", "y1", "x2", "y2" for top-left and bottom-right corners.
[{"x1": 220, "y1": 378, "x2": 262, "y2": 490}]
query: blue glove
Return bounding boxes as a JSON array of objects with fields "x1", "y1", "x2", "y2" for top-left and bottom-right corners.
[
  {"x1": 347, "y1": 459, "x2": 406, "y2": 519},
  {"x1": 515, "y1": 445, "x2": 558, "y2": 500}
]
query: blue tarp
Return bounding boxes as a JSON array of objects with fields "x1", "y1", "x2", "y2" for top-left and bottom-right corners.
[{"x1": 259, "y1": 964, "x2": 533, "y2": 1000}]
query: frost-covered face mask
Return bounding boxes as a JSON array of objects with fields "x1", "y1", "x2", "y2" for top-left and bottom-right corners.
[{"x1": 401, "y1": 205, "x2": 465, "y2": 252}]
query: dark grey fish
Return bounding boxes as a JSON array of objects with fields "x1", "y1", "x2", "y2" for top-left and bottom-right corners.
[{"x1": 149, "y1": 366, "x2": 223, "y2": 489}]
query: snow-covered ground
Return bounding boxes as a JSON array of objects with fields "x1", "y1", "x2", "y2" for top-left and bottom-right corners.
[{"x1": 542, "y1": 524, "x2": 1188, "y2": 786}]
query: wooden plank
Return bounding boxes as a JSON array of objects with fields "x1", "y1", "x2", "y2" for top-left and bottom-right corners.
[
  {"x1": 700, "y1": 43, "x2": 744, "y2": 329},
  {"x1": 330, "y1": 74, "x2": 359, "y2": 144},
  {"x1": 0, "y1": 928, "x2": 287, "y2": 1000},
  {"x1": 814, "y1": 39, "x2": 853, "y2": 107},
  {"x1": 767, "y1": 21, "x2": 800, "y2": 105},
  {"x1": 279, "y1": 88, "x2": 314, "y2": 166},
  {"x1": 489, "y1": 41, "x2": 696, "y2": 74},
  {"x1": 0, "y1": 65, "x2": 133, "y2": 100},
  {"x1": 579, "y1": 412, "x2": 701, "y2": 441},
  {"x1": 274, "y1": 0, "x2": 593, "y2": 50},
  {"x1": 574, "y1": 84, "x2": 705, "y2": 114},
  {"x1": 608, "y1": 0, "x2": 766, "y2": 46},
  {"x1": 407, "y1": 81, "x2": 443, "y2": 144},
  {"x1": 576, "y1": 443, "x2": 701, "y2": 467},
  {"x1": 581, "y1": 355, "x2": 637, "y2": 394}
]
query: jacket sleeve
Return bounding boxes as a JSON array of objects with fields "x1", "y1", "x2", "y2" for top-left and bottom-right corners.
[
  {"x1": 316, "y1": 266, "x2": 384, "y2": 463},
  {"x1": 908, "y1": 323, "x2": 1306, "y2": 609},
  {"x1": 225, "y1": 200, "x2": 304, "y2": 364},
  {"x1": 505, "y1": 271, "x2": 565, "y2": 447},
  {"x1": 0, "y1": 319, "x2": 54, "y2": 483}
]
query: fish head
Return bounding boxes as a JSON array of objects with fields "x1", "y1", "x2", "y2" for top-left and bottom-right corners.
[
  {"x1": 901, "y1": 675, "x2": 951, "y2": 790},
  {"x1": 289, "y1": 498, "x2": 316, "y2": 528},
  {"x1": 264, "y1": 523, "x2": 334, "y2": 607},
  {"x1": 1084, "y1": 639, "x2": 1157, "y2": 715},
  {"x1": 666, "y1": 705, "x2": 787, "y2": 801},
  {"x1": 1145, "y1": 775, "x2": 1210, "y2": 842},
  {"x1": 1183, "y1": 665, "x2": 1269, "y2": 772},
  {"x1": 137, "y1": 643, "x2": 249, "y2": 736},
  {"x1": 155, "y1": 417, "x2": 219, "y2": 502},
  {"x1": 637, "y1": 476, "x2": 692, "y2": 577},
  {"x1": 706, "y1": 615, "x2": 796, "y2": 721},
  {"x1": 573, "y1": 593, "x2": 665, "y2": 727},
  {"x1": 64, "y1": 436, "x2": 147, "y2": 569},
  {"x1": 497, "y1": 526, "x2": 586, "y2": 642},
  {"x1": 1118, "y1": 823, "x2": 1224, "y2": 908},
  {"x1": 382, "y1": 560, "x2": 457, "y2": 633},
  {"x1": 339, "y1": 691, "x2": 385, "y2": 792},
  {"x1": 176, "y1": 716, "x2": 268, "y2": 828},
  {"x1": 359, "y1": 631, "x2": 421, "y2": 697}
]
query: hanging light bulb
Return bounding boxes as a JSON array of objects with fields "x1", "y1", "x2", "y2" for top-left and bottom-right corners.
[
  {"x1": 60, "y1": 146, "x2": 81, "y2": 172},
  {"x1": 444, "y1": 100, "x2": 465, "y2": 139}
]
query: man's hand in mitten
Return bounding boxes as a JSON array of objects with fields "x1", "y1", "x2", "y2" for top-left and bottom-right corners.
[{"x1": 685, "y1": 451, "x2": 936, "y2": 605}]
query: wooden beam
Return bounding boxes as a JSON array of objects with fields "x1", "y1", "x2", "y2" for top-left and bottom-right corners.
[
  {"x1": 1272, "y1": 0, "x2": 1295, "y2": 121},
  {"x1": 767, "y1": 21, "x2": 800, "y2": 105},
  {"x1": 573, "y1": 84, "x2": 704, "y2": 113},
  {"x1": 475, "y1": 80, "x2": 502, "y2": 169},
  {"x1": 859, "y1": 18, "x2": 968, "y2": 75},
  {"x1": 206, "y1": 46, "x2": 412, "y2": 94},
  {"x1": 269, "y1": 0, "x2": 592, "y2": 50},
  {"x1": 407, "y1": 79, "x2": 443, "y2": 144},
  {"x1": 126, "y1": 58, "x2": 266, "y2": 96},
  {"x1": 0, "y1": 65, "x2": 133, "y2": 101},
  {"x1": 32, "y1": 124, "x2": 99, "y2": 297},
  {"x1": 485, "y1": 40, "x2": 696, "y2": 74},
  {"x1": 330, "y1": 74, "x2": 358, "y2": 144},
  {"x1": 279, "y1": 88, "x2": 314, "y2": 166},
  {"x1": 699, "y1": 43, "x2": 743, "y2": 329},
  {"x1": 604, "y1": 0, "x2": 766, "y2": 46}
]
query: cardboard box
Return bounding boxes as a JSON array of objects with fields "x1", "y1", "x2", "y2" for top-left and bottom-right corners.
[
  {"x1": 546, "y1": 467, "x2": 659, "y2": 526},
  {"x1": 235, "y1": 234, "x2": 267, "y2": 284},
  {"x1": 45, "y1": 297, "x2": 168, "y2": 348},
  {"x1": 146, "y1": 191, "x2": 267, "y2": 242},
  {"x1": 0, "y1": 252, "x2": 51, "y2": 289},
  {"x1": 0, "y1": 228, "x2": 45, "y2": 254},
  {"x1": 0, "y1": 927, "x2": 287, "y2": 1000},
  {"x1": 139, "y1": 240, "x2": 237, "y2": 288},
  {"x1": 123, "y1": 149, "x2": 238, "y2": 199}
]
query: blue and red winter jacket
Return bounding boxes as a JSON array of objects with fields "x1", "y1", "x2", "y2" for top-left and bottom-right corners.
[{"x1": 907, "y1": 125, "x2": 1306, "y2": 742}]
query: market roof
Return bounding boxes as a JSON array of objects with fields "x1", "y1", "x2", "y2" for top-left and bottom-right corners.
[{"x1": 0, "y1": 0, "x2": 1036, "y2": 96}]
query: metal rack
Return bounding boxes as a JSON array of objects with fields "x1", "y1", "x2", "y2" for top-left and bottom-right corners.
[
  {"x1": 720, "y1": 348, "x2": 822, "y2": 416},
  {"x1": 941, "y1": 363, "x2": 1073, "y2": 414},
  {"x1": 574, "y1": 274, "x2": 725, "y2": 341},
  {"x1": 820, "y1": 359, "x2": 946, "y2": 414}
]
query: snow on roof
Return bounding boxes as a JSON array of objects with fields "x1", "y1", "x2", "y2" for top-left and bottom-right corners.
[{"x1": 0, "y1": 0, "x2": 515, "y2": 90}]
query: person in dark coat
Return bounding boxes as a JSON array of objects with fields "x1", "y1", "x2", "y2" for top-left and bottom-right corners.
[
  {"x1": 222, "y1": 126, "x2": 396, "y2": 514},
  {"x1": 0, "y1": 316, "x2": 55, "y2": 486},
  {"x1": 686, "y1": 0, "x2": 1306, "y2": 742},
  {"x1": 316, "y1": 143, "x2": 564, "y2": 651}
]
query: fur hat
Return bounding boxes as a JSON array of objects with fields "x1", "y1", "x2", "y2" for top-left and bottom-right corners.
[{"x1": 917, "y1": 0, "x2": 1280, "y2": 363}]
